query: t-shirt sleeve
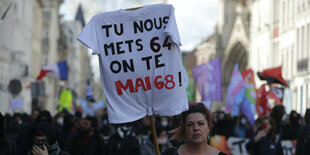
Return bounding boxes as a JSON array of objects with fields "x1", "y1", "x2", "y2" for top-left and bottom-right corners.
[
  {"x1": 77, "y1": 17, "x2": 100, "y2": 55},
  {"x1": 164, "y1": 5, "x2": 182, "y2": 47}
]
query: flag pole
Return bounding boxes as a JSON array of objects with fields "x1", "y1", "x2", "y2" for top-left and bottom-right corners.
[{"x1": 150, "y1": 115, "x2": 160, "y2": 155}]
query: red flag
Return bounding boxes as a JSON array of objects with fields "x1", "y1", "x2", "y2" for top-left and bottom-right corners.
[
  {"x1": 256, "y1": 84, "x2": 271, "y2": 117},
  {"x1": 257, "y1": 66, "x2": 288, "y2": 86}
]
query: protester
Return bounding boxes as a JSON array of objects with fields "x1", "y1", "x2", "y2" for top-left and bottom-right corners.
[
  {"x1": 296, "y1": 109, "x2": 310, "y2": 155},
  {"x1": 246, "y1": 116, "x2": 283, "y2": 155},
  {"x1": 57, "y1": 113, "x2": 76, "y2": 151},
  {"x1": 27, "y1": 122, "x2": 69, "y2": 155},
  {"x1": 31, "y1": 108, "x2": 40, "y2": 123},
  {"x1": 36, "y1": 110, "x2": 53, "y2": 124},
  {"x1": 162, "y1": 102, "x2": 227, "y2": 155},
  {"x1": 270, "y1": 105, "x2": 286, "y2": 137},
  {"x1": 140, "y1": 125, "x2": 172, "y2": 155},
  {"x1": 0, "y1": 113, "x2": 17, "y2": 155},
  {"x1": 105, "y1": 123, "x2": 141, "y2": 155},
  {"x1": 282, "y1": 110, "x2": 302, "y2": 140},
  {"x1": 212, "y1": 110, "x2": 234, "y2": 138},
  {"x1": 67, "y1": 116, "x2": 105, "y2": 155}
]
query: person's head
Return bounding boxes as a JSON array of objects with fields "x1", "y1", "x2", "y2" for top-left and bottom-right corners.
[
  {"x1": 270, "y1": 105, "x2": 285, "y2": 122},
  {"x1": 258, "y1": 116, "x2": 276, "y2": 139},
  {"x1": 171, "y1": 103, "x2": 212, "y2": 144},
  {"x1": 36, "y1": 110, "x2": 53, "y2": 124},
  {"x1": 31, "y1": 108, "x2": 40, "y2": 122},
  {"x1": 80, "y1": 116, "x2": 97, "y2": 135},
  {"x1": 305, "y1": 109, "x2": 310, "y2": 125},
  {"x1": 289, "y1": 110, "x2": 301, "y2": 125},
  {"x1": 29, "y1": 122, "x2": 58, "y2": 151},
  {"x1": 54, "y1": 112, "x2": 65, "y2": 128}
]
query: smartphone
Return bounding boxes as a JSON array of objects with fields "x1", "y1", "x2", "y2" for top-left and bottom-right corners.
[{"x1": 36, "y1": 144, "x2": 45, "y2": 150}]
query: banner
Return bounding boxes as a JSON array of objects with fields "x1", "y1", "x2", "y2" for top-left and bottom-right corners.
[
  {"x1": 240, "y1": 69, "x2": 256, "y2": 125},
  {"x1": 210, "y1": 135, "x2": 231, "y2": 154},
  {"x1": 227, "y1": 137, "x2": 249, "y2": 155},
  {"x1": 210, "y1": 135, "x2": 297, "y2": 155},
  {"x1": 281, "y1": 140, "x2": 296, "y2": 155},
  {"x1": 192, "y1": 58, "x2": 222, "y2": 101},
  {"x1": 225, "y1": 64, "x2": 245, "y2": 115},
  {"x1": 10, "y1": 98, "x2": 24, "y2": 110},
  {"x1": 77, "y1": 4, "x2": 188, "y2": 123}
]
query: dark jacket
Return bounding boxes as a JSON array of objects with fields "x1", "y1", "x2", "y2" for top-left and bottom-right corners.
[
  {"x1": 67, "y1": 132, "x2": 105, "y2": 155},
  {"x1": 105, "y1": 134, "x2": 140, "y2": 155},
  {"x1": 296, "y1": 124, "x2": 310, "y2": 155},
  {"x1": 246, "y1": 136, "x2": 283, "y2": 155}
]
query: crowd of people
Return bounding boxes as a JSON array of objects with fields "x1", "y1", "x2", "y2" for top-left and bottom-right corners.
[{"x1": 1, "y1": 104, "x2": 310, "y2": 155}]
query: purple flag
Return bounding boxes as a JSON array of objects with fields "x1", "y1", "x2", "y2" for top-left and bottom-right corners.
[
  {"x1": 225, "y1": 64, "x2": 245, "y2": 115},
  {"x1": 192, "y1": 58, "x2": 222, "y2": 101}
]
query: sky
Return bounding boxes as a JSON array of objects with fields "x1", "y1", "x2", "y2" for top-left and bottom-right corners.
[
  {"x1": 59, "y1": 0, "x2": 218, "y2": 79},
  {"x1": 59, "y1": 0, "x2": 218, "y2": 51}
]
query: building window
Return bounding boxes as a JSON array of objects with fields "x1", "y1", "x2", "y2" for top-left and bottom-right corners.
[
  {"x1": 287, "y1": 0, "x2": 290, "y2": 27},
  {"x1": 302, "y1": 26, "x2": 305, "y2": 59},
  {"x1": 291, "y1": 45, "x2": 294, "y2": 76},
  {"x1": 307, "y1": 84, "x2": 309, "y2": 109},
  {"x1": 301, "y1": 86, "x2": 303, "y2": 113},
  {"x1": 43, "y1": 10, "x2": 51, "y2": 20},
  {"x1": 297, "y1": 28, "x2": 300, "y2": 60},
  {"x1": 308, "y1": 24, "x2": 310, "y2": 58},
  {"x1": 282, "y1": 1, "x2": 286, "y2": 28}
]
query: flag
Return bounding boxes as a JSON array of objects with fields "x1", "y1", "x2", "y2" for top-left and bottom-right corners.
[
  {"x1": 256, "y1": 84, "x2": 271, "y2": 117},
  {"x1": 240, "y1": 69, "x2": 256, "y2": 125},
  {"x1": 79, "y1": 98, "x2": 94, "y2": 116},
  {"x1": 225, "y1": 64, "x2": 245, "y2": 115},
  {"x1": 257, "y1": 66, "x2": 288, "y2": 86},
  {"x1": 92, "y1": 100, "x2": 105, "y2": 111},
  {"x1": 37, "y1": 61, "x2": 68, "y2": 80},
  {"x1": 268, "y1": 85, "x2": 284, "y2": 104},
  {"x1": 192, "y1": 58, "x2": 223, "y2": 101},
  {"x1": 186, "y1": 69, "x2": 195, "y2": 102},
  {"x1": 86, "y1": 83, "x2": 95, "y2": 102},
  {"x1": 58, "y1": 89, "x2": 72, "y2": 112}
]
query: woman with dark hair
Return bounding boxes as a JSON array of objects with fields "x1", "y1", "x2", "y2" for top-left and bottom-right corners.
[
  {"x1": 162, "y1": 102, "x2": 227, "y2": 155},
  {"x1": 245, "y1": 116, "x2": 283, "y2": 155}
]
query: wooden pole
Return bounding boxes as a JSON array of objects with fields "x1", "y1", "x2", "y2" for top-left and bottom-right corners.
[{"x1": 150, "y1": 115, "x2": 160, "y2": 155}]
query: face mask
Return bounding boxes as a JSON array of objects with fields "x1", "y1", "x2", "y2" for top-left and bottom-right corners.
[
  {"x1": 157, "y1": 137, "x2": 168, "y2": 144},
  {"x1": 57, "y1": 118, "x2": 63, "y2": 126},
  {"x1": 241, "y1": 118, "x2": 247, "y2": 125},
  {"x1": 282, "y1": 115, "x2": 287, "y2": 121},
  {"x1": 161, "y1": 121, "x2": 168, "y2": 127},
  {"x1": 18, "y1": 120, "x2": 23, "y2": 125}
]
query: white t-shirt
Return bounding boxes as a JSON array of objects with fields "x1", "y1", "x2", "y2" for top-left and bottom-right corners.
[{"x1": 78, "y1": 3, "x2": 188, "y2": 123}]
